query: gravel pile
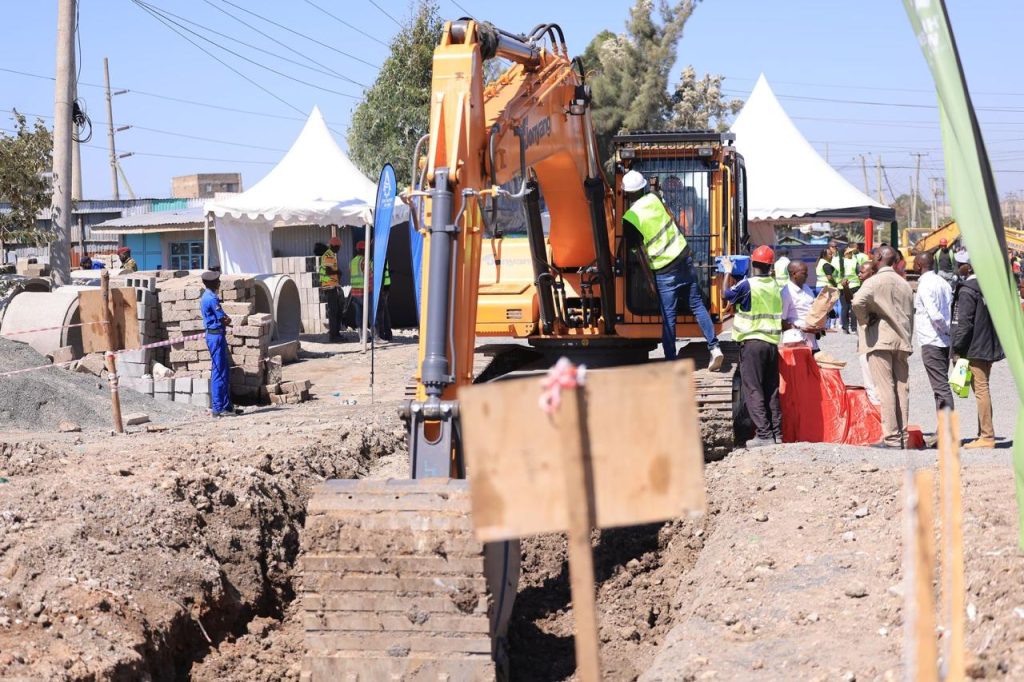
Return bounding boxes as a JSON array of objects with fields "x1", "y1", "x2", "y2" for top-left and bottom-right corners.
[{"x1": 0, "y1": 338, "x2": 195, "y2": 432}]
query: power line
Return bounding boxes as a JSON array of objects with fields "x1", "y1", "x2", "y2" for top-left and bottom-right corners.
[
  {"x1": 300, "y1": 0, "x2": 388, "y2": 47},
  {"x1": 133, "y1": 1, "x2": 307, "y2": 115},
  {"x1": 723, "y1": 88, "x2": 1024, "y2": 114},
  {"x1": 139, "y1": 0, "x2": 366, "y2": 88},
  {"x1": 450, "y1": 0, "x2": 473, "y2": 17},
  {"x1": 215, "y1": 0, "x2": 380, "y2": 70},
  {"x1": 200, "y1": 0, "x2": 369, "y2": 86},
  {"x1": 134, "y1": 1, "x2": 361, "y2": 100},
  {"x1": 367, "y1": 0, "x2": 403, "y2": 28},
  {"x1": 723, "y1": 74, "x2": 1024, "y2": 99}
]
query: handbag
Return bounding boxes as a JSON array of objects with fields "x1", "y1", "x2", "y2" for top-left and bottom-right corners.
[{"x1": 948, "y1": 358, "x2": 972, "y2": 398}]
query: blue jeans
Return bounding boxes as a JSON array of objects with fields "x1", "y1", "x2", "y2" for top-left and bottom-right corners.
[
  {"x1": 655, "y1": 255, "x2": 718, "y2": 360},
  {"x1": 206, "y1": 332, "x2": 232, "y2": 414}
]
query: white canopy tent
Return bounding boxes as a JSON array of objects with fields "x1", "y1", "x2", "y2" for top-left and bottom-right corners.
[
  {"x1": 730, "y1": 75, "x2": 894, "y2": 244},
  {"x1": 205, "y1": 106, "x2": 408, "y2": 274}
]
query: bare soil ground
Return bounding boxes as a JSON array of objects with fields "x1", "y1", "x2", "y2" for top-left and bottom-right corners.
[{"x1": 0, "y1": 329, "x2": 1021, "y2": 681}]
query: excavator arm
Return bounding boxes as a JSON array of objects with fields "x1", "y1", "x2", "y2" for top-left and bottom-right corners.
[{"x1": 405, "y1": 19, "x2": 613, "y2": 478}]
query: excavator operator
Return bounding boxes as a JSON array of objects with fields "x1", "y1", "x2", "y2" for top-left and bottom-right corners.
[{"x1": 622, "y1": 169, "x2": 724, "y2": 370}]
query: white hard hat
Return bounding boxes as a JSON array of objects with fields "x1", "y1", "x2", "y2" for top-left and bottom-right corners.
[{"x1": 622, "y1": 170, "x2": 648, "y2": 193}]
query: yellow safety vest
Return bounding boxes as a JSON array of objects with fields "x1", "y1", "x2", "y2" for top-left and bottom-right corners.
[
  {"x1": 732, "y1": 276, "x2": 783, "y2": 345},
  {"x1": 815, "y1": 258, "x2": 835, "y2": 287},
  {"x1": 319, "y1": 248, "x2": 339, "y2": 288},
  {"x1": 623, "y1": 194, "x2": 687, "y2": 271},
  {"x1": 383, "y1": 262, "x2": 391, "y2": 287},
  {"x1": 773, "y1": 257, "x2": 790, "y2": 285},
  {"x1": 350, "y1": 255, "x2": 365, "y2": 292}
]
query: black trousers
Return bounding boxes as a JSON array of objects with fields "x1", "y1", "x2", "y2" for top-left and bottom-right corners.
[
  {"x1": 840, "y1": 286, "x2": 858, "y2": 332},
  {"x1": 324, "y1": 287, "x2": 342, "y2": 340},
  {"x1": 375, "y1": 287, "x2": 393, "y2": 341},
  {"x1": 739, "y1": 339, "x2": 782, "y2": 440},
  {"x1": 921, "y1": 344, "x2": 955, "y2": 411}
]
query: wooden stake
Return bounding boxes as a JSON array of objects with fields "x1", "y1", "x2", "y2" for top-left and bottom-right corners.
[
  {"x1": 554, "y1": 387, "x2": 601, "y2": 682},
  {"x1": 938, "y1": 410, "x2": 966, "y2": 681},
  {"x1": 104, "y1": 351, "x2": 123, "y2": 434},
  {"x1": 905, "y1": 468, "x2": 938, "y2": 681},
  {"x1": 100, "y1": 270, "x2": 117, "y2": 351}
]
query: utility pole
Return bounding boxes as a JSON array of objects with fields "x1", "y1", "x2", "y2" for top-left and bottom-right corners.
[
  {"x1": 876, "y1": 155, "x2": 884, "y2": 204},
  {"x1": 71, "y1": 48, "x2": 82, "y2": 201},
  {"x1": 51, "y1": 0, "x2": 76, "y2": 285},
  {"x1": 910, "y1": 152, "x2": 928, "y2": 229},
  {"x1": 860, "y1": 155, "x2": 869, "y2": 195},
  {"x1": 104, "y1": 57, "x2": 120, "y2": 200},
  {"x1": 909, "y1": 175, "x2": 917, "y2": 228},
  {"x1": 930, "y1": 177, "x2": 939, "y2": 231}
]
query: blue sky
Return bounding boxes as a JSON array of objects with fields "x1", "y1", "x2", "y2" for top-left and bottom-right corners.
[{"x1": 2, "y1": 0, "x2": 1022, "y2": 200}]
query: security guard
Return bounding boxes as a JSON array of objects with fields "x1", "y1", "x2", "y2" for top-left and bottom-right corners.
[
  {"x1": 118, "y1": 247, "x2": 138, "y2": 273},
  {"x1": 348, "y1": 240, "x2": 366, "y2": 335},
  {"x1": 200, "y1": 271, "x2": 233, "y2": 417},
  {"x1": 621, "y1": 170, "x2": 723, "y2": 370},
  {"x1": 723, "y1": 245, "x2": 783, "y2": 448},
  {"x1": 319, "y1": 236, "x2": 343, "y2": 341}
]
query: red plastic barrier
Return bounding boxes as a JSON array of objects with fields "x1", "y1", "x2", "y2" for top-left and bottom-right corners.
[{"x1": 778, "y1": 345, "x2": 882, "y2": 445}]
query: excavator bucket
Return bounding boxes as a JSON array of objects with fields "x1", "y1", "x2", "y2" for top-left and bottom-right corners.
[{"x1": 300, "y1": 479, "x2": 519, "y2": 681}]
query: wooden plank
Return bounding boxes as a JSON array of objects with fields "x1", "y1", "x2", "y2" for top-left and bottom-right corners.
[
  {"x1": 557, "y1": 388, "x2": 601, "y2": 682},
  {"x1": 79, "y1": 287, "x2": 140, "y2": 353},
  {"x1": 905, "y1": 468, "x2": 938, "y2": 682},
  {"x1": 938, "y1": 410, "x2": 966, "y2": 682},
  {"x1": 459, "y1": 360, "x2": 706, "y2": 542}
]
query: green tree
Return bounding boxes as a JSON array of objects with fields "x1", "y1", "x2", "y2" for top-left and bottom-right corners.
[
  {"x1": 581, "y1": 1, "x2": 744, "y2": 163},
  {"x1": 668, "y1": 65, "x2": 743, "y2": 131},
  {"x1": 0, "y1": 111, "x2": 52, "y2": 250},
  {"x1": 348, "y1": 0, "x2": 443, "y2": 188}
]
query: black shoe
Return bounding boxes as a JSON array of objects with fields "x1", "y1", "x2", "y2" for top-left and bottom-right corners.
[
  {"x1": 842, "y1": 328, "x2": 851, "y2": 334},
  {"x1": 744, "y1": 437, "x2": 775, "y2": 449},
  {"x1": 868, "y1": 442, "x2": 901, "y2": 450}
]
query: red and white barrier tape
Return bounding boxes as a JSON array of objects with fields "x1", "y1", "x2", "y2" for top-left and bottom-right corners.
[
  {"x1": 0, "y1": 332, "x2": 207, "y2": 379},
  {"x1": 0, "y1": 320, "x2": 110, "y2": 337},
  {"x1": 539, "y1": 357, "x2": 586, "y2": 414}
]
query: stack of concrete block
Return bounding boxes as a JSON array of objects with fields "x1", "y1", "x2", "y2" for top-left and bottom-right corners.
[
  {"x1": 263, "y1": 378, "x2": 312, "y2": 405},
  {"x1": 272, "y1": 256, "x2": 324, "y2": 333},
  {"x1": 115, "y1": 275, "x2": 162, "y2": 386},
  {"x1": 226, "y1": 311, "x2": 273, "y2": 400},
  {"x1": 152, "y1": 375, "x2": 211, "y2": 408}
]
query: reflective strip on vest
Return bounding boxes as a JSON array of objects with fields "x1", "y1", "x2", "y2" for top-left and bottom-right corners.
[
  {"x1": 815, "y1": 258, "x2": 831, "y2": 285},
  {"x1": 350, "y1": 255, "x2": 364, "y2": 288},
  {"x1": 843, "y1": 256, "x2": 862, "y2": 288},
  {"x1": 623, "y1": 193, "x2": 687, "y2": 270},
  {"x1": 732, "y1": 277, "x2": 783, "y2": 344},
  {"x1": 319, "y1": 248, "x2": 339, "y2": 287},
  {"x1": 773, "y1": 258, "x2": 790, "y2": 284}
]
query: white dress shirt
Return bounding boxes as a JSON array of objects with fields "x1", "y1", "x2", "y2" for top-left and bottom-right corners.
[
  {"x1": 781, "y1": 280, "x2": 818, "y2": 350},
  {"x1": 914, "y1": 270, "x2": 953, "y2": 347}
]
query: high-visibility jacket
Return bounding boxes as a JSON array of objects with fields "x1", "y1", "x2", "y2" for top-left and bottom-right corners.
[
  {"x1": 383, "y1": 262, "x2": 391, "y2": 287},
  {"x1": 733, "y1": 276, "x2": 783, "y2": 345},
  {"x1": 815, "y1": 258, "x2": 837, "y2": 287},
  {"x1": 319, "y1": 248, "x2": 339, "y2": 288},
  {"x1": 350, "y1": 255, "x2": 365, "y2": 295},
  {"x1": 623, "y1": 194, "x2": 687, "y2": 271},
  {"x1": 773, "y1": 256, "x2": 791, "y2": 284},
  {"x1": 840, "y1": 253, "x2": 865, "y2": 289}
]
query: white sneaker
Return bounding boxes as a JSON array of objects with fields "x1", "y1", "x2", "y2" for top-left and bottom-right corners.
[{"x1": 708, "y1": 346, "x2": 724, "y2": 372}]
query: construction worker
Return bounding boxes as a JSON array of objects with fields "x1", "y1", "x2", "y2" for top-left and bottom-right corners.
[
  {"x1": 348, "y1": 240, "x2": 366, "y2": 336},
  {"x1": 621, "y1": 169, "x2": 723, "y2": 371},
  {"x1": 815, "y1": 244, "x2": 839, "y2": 330},
  {"x1": 837, "y1": 244, "x2": 865, "y2": 334},
  {"x1": 200, "y1": 271, "x2": 233, "y2": 417},
  {"x1": 118, "y1": 246, "x2": 138, "y2": 273},
  {"x1": 934, "y1": 238, "x2": 957, "y2": 284},
  {"x1": 723, "y1": 245, "x2": 782, "y2": 448},
  {"x1": 319, "y1": 236, "x2": 343, "y2": 342},
  {"x1": 773, "y1": 247, "x2": 791, "y2": 285}
]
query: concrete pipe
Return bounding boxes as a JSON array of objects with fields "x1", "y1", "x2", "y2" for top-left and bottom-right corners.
[
  {"x1": 254, "y1": 274, "x2": 301, "y2": 342},
  {"x1": 0, "y1": 288, "x2": 86, "y2": 358}
]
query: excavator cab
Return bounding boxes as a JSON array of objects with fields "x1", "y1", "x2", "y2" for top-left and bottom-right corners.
[{"x1": 612, "y1": 131, "x2": 748, "y2": 338}]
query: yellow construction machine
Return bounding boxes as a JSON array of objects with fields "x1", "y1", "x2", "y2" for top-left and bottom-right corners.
[{"x1": 301, "y1": 18, "x2": 746, "y2": 680}]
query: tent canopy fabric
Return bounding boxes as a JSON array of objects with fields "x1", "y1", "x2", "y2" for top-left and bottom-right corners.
[
  {"x1": 204, "y1": 106, "x2": 408, "y2": 274},
  {"x1": 730, "y1": 75, "x2": 895, "y2": 224}
]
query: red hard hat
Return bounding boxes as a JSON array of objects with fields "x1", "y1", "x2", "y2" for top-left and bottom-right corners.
[
  {"x1": 355, "y1": 241, "x2": 366, "y2": 251},
  {"x1": 117, "y1": 247, "x2": 130, "y2": 255},
  {"x1": 939, "y1": 238, "x2": 948, "y2": 247},
  {"x1": 329, "y1": 236, "x2": 341, "y2": 247},
  {"x1": 751, "y1": 245, "x2": 775, "y2": 265}
]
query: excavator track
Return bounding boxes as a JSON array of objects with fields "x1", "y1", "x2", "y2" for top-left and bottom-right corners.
[{"x1": 300, "y1": 479, "x2": 518, "y2": 681}]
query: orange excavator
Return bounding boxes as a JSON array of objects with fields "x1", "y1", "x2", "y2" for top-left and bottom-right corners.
[{"x1": 301, "y1": 18, "x2": 747, "y2": 680}]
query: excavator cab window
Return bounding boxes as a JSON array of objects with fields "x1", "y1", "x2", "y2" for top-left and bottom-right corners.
[
  {"x1": 623, "y1": 158, "x2": 715, "y2": 316},
  {"x1": 483, "y1": 176, "x2": 550, "y2": 238}
]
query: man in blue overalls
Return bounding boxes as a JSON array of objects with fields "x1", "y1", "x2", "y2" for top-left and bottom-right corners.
[{"x1": 200, "y1": 271, "x2": 233, "y2": 417}]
